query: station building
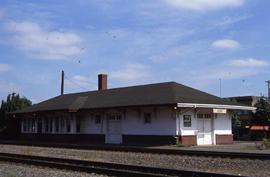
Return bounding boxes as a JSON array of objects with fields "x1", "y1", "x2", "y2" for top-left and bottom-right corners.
[{"x1": 12, "y1": 74, "x2": 255, "y2": 145}]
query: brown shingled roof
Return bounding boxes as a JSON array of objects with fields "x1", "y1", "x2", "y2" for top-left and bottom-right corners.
[{"x1": 13, "y1": 82, "x2": 239, "y2": 114}]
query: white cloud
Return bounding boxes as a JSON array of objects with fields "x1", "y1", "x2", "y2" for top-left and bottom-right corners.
[
  {"x1": 111, "y1": 64, "x2": 151, "y2": 81},
  {"x1": 215, "y1": 15, "x2": 252, "y2": 27},
  {"x1": 229, "y1": 58, "x2": 269, "y2": 67},
  {"x1": 163, "y1": 0, "x2": 244, "y2": 11},
  {"x1": 212, "y1": 39, "x2": 240, "y2": 49},
  {"x1": 0, "y1": 64, "x2": 11, "y2": 72},
  {"x1": 5, "y1": 21, "x2": 83, "y2": 60}
]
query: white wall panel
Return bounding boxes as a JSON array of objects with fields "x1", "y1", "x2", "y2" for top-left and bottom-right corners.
[
  {"x1": 214, "y1": 113, "x2": 232, "y2": 135},
  {"x1": 122, "y1": 107, "x2": 176, "y2": 135}
]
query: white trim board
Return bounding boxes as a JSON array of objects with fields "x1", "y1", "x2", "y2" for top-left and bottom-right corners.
[{"x1": 177, "y1": 103, "x2": 256, "y2": 111}]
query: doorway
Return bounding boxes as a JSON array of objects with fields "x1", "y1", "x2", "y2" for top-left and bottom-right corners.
[
  {"x1": 197, "y1": 115, "x2": 213, "y2": 145},
  {"x1": 106, "y1": 114, "x2": 122, "y2": 144}
]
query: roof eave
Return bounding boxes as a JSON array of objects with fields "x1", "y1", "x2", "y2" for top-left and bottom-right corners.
[{"x1": 177, "y1": 103, "x2": 256, "y2": 111}]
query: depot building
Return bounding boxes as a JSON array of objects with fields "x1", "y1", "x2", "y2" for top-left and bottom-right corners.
[{"x1": 12, "y1": 74, "x2": 255, "y2": 146}]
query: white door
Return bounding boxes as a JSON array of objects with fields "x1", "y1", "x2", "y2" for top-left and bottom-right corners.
[
  {"x1": 106, "y1": 115, "x2": 122, "y2": 144},
  {"x1": 197, "y1": 117, "x2": 213, "y2": 145}
]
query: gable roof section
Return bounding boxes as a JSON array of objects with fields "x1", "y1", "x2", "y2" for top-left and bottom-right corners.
[{"x1": 13, "y1": 82, "x2": 241, "y2": 114}]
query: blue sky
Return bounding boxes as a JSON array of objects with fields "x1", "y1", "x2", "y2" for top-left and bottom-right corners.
[{"x1": 0, "y1": 0, "x2": 269, "y2": 103}]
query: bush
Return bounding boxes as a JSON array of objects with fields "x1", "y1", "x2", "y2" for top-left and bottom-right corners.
[{"x1": 261, "y1": 138, "x2": 270, "y2": 149}]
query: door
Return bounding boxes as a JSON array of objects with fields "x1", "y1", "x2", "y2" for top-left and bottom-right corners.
[
  {"x1": 106, "y1": 114, "x2": 122, "y2": 144},
  {"x1": 197, "y1": 116, "x2": 213, "y2": 145}
]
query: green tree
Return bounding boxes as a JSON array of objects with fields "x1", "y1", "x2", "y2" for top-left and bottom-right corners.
[
  {"x1": 232, "y1": 113, "x2": 242, "y2": 140},
  {"x1": 253, "y1": 97, "x2": 270, "y2": 125},
  {"x1": 0, "y1": 92, "x2": 32, "y2": 128}
]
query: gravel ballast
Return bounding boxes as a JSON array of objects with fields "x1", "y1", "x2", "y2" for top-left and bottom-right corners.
[
  {"x1": 0, "y1": 144, "x2": 269, "y2": 177},
  {"x1": 0, "y1": 162, "x2": 108, "y2": 177}
]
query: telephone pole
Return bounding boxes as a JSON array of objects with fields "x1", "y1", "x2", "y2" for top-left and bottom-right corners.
[
  {"x1": 266, "y1": 80, "x2": 270, "y2": 102},
  {"x1": 61, "y1": 70, "x2": 64, "y2": 95},
  {"x1": 219, "y1": 78, "x2": 222, "y2": 97}
]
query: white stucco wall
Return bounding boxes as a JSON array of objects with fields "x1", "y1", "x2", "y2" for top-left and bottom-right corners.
[
  {"x1": 79, "y1": 114, "x2": 105, "y2": 134},
  {"x1": 77, "y1": 107, "x2": 176, "y2": 135},
  {"x1": 121, "y1": 107, "x2": 176, "y2": 135},
  {"x1": 213, "y1": 113, "x2": 232, "y2": 135}
]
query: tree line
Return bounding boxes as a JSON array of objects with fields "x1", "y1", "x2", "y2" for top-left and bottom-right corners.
[{"x1": 0, "y1": 93, "x2": 32, "y2": 129}]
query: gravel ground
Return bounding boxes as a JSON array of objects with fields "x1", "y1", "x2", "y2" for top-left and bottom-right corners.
[
  {"x1": 0, "y1": 144, "x2": 269, "y2": 177},
  {"x1": 0, "y1": 162, "x2": 108, "y2": 177}
]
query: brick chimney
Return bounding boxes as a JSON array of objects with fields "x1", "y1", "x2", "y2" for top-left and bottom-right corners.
[{"x1": 98, "y1": 74, "x2": 108, "y2": 90}]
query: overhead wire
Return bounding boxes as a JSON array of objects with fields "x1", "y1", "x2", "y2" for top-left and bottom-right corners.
[{"x1": 64, "y1": 75, "x2": 89, "y2": 91}]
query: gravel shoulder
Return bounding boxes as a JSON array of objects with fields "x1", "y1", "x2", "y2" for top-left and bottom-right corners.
[
  {"x1": 0, "y1": 161, "x2": 108, "y2": 177},
  {"x1": 0, "y1": 144, "x2": 269, "y2": 177}
]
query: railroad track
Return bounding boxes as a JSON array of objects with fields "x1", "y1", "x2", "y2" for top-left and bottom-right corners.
[
  {"x1": 0, "y1": 152, "x2": 243, "y2": 177},
  {"x1": 0, "y1": 141, "x2": 269, "y2": 160}
]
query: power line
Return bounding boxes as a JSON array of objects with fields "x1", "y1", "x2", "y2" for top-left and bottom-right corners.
[{"x1": 64, "y1": 75, "x2": 89, "y2": 91}]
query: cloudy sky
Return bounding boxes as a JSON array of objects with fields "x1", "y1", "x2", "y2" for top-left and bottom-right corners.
[{"x1": 0, "y1": 0, "x2": 269, "y2": 103}]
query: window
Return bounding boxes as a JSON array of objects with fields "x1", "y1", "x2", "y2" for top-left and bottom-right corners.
[
  {"x1": 66, "y1": 119, "x2": 71, "y2": 133},
  {"x1": 23, "y1": 119, "x2": 27, "y2": 132},
  {"x1": 49, "y1": 118, "x2": 53, "y2": 132},
  {"x1": 116, "y1": 115, "x2": 121, "y2": 120},
  {"x1": 31, "y1": 119, "x2": 35, "y2": 132},
  {"x1": 183, "y1": 115, "x2": 192, "y2": 127},
  {"x1": 108, "y1": 114, "x2": 121, "y2": 121},
  {"x1": 197, "y1": 114, "x2": 204, "y2": 118},
  {"x1": 204, "y1": 114, "x2": 213, "y2": 119},
  {"x1": 76, "y1": 120, "x2": 80, "y2": 133},
  {"x1": 27, "y1": 119, "x2": 31, "y2": 132},
  {"x1": 95, "y1": 115, "x2": 101, "y2": 124},
  {"x1": 197, "y1": 113, "x2": 213, "y2": 119},
  {"x1": 60, "y1": 118, "x2": 65, "y2": 132},
  {"x1": 45, "y1": 118, "x2": 49, "y2": 132},
  {"x1": 144, "y1": 113, "x2": 152, "y2": 124},
  {"x1": 55, "y1": 118, "x2": 59, "y2": 133}
]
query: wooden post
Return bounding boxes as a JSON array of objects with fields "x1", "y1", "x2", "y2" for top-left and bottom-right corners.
[
  {"x1": 266, "y1": 80, "x2": 270, "y2": 102},
  {"x1": 61, "y1": 70, "x2": 64, "y2": 95}
]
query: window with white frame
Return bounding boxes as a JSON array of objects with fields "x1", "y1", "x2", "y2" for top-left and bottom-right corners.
[
  {"x1": 204, "y1": 113, "x2": 213, "y2": 118},
  {"x1": 196, "y1": 113, "x2": 213, "y2": 119},
  {"x1": 108, "y1": 114, "x2": 121, "y2": 121},
  {"x1": 197, "y1": 113, "x2": 204, "y2": 119},
  {"x1": 183, "y1": 115, "x2": 192, "y2": 127}
]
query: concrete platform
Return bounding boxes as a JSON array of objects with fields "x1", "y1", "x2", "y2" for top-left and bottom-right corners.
[{"x1": 0, "y1": 140, "x2": 270, "y2": 154}]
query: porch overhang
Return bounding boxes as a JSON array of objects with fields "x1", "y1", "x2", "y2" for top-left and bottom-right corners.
[{"x1": 177, "y1": 103, "x2": 256, "y2": 111}]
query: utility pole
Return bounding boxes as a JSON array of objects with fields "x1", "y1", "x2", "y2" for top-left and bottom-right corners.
[
  {"x1": 61, "y1": 70, "x2": 64, "y2": 95},
  {"x1": 266, "y1": 80, "x2": 270, "y2": 102},
  {"x1": 219, "y1": 78, "x2": 222, "y2": 97}
]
